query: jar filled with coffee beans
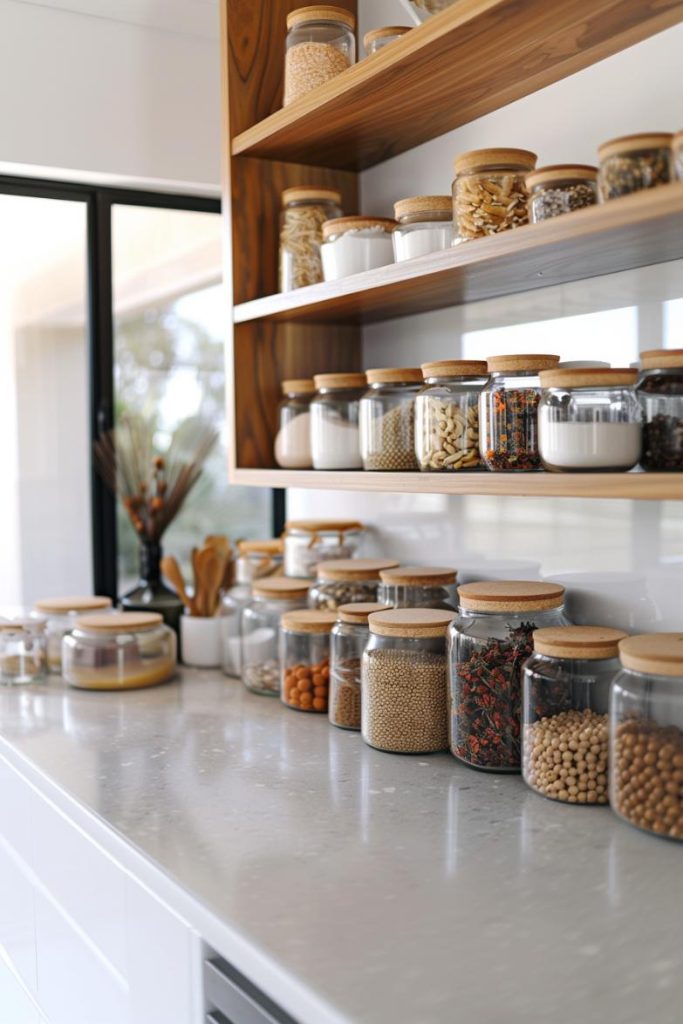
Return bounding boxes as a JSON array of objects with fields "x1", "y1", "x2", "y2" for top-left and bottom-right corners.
[
  {"x1": 241, "y1": 578, "x2": 309, "y2": 696},
  {"x1": 598, "y1": 133, "x2": 673, "y2": 200},
  {"x1": 415, "y1": 360, "x2": 489, "y2": 471},
  {"x1": 526, "y1": 165, "x2": 598, "y2": 223},
  {"x1": 453, "y1": 148, "x2": 537, "y2": 241},
  {"x1": 279, "y1": 187, "x2": 343, "y2": 292},
  {"x1": 377, "y1": 565, "x2": 457, "y2": 610},
  {"x1": 329, "y1": 602, "x2": 386, "y2": 731},
  {"x1": 360, "y1": 368, "x2": 423, "y2": 470},
  {"x1": 280, "y1": 609, "x2": 336, "y2": 713},
  {"x1": 637, "y1": 349, "x2": 683, "y2": 471},
  {"x1": 308, "y1": 558, "x2": 398, "y2": 610}
]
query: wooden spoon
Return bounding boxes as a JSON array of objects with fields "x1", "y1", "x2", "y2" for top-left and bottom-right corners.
[
  {"x1": 203, "y1": 550, "x2": 227, "y2": 617},
  {"x1": 191, "y1": 546, "x2": 202, "y2": 616},
  {"x1": 160, "y1": 555, "x2": 193, "y2": 613}
]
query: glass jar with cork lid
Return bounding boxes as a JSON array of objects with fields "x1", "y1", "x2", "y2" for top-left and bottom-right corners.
[
  {"x1": 275, "y1": 378, "x2": 316, "y2": 469},
  {"x1": 598, "y1": 133, "x2": 673, "y2": 200},
  {"x1": 377, "y1": 566, "x2": 457, "y2": 610},
  {"x1": 415, "y1": 360, "x2": 489, "y2": 471},
  {"x1": 62, "y1": 612, "x2": 176, "y2": 690},
  {"x1": 284, "y1": 6, "x2": 356, "y2": 107},
  {"x1": 360, "y1": 367, "x2": 423, "y2": 471},
  {"x1": 241, "y1": 577, "x2": 310, "y2": 696},
  {"x1": 33, "y1": 595, "x2": 113, "y2": 674},
  {"x1": 280, "y1": 609, "x2": 336, "y2": 713},
  {"x1": 363, "y1": 25, "x2": 410, "y2": 55},
  {"x1": 392, "y1": 196, "x2": 453, "y2": 261},
  {"x1": 0, "y1": 618, "x2": 47, "y2": 685},
  {"x1": 283, "y1": 519, "x2": 366, "y2": 578},
  {"x1": 320, "y1": 217, "x2": 396, "y2": 279},
  {"x1": 308, "y1": 558, "x2": 398, "y2": 610},
  {"x1": 330, "y1": 602, "x2": 386, "y2": 731},
  {"x1": 310, "y1": 372, "x2": 366, "y2": 470},
  {"x1": 637, "y1": 349, "x2": 683, "y2": 471},
  {"x1": 526, "y1": 165, "x2": 598, "y2": 223},
  {"x1": 453, "y1": 148, "x2": 537, "y2": 242},
  {"x1": 279, "y1": 187, "x2": 343, "y2": 292},
  {"x1": 479, "y1": 354, "x2": 560, "y2": 471},
  {"x1": 220, "y1": 539, "x2": 284, "y2": 678}
]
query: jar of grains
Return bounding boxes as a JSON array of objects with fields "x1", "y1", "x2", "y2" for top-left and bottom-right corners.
[
  {"x1": 637, "y1": 349, "x2": 683, "y2": 471},
  {"x1": 479, "y1": 354, "x2": 560, "y2": 471},
  {"x1": 598, "y1": 133, "x2": 673, "y2": 200},
  {"x1": 283, "y1": 6, "x2": 356, "y2": 107},
  {"x1": 448, "y1": 581, "x2": 568, "y2": 772},
  {"x1": 284, "y1": 519, "x2": 366, "y2": 579},
  {"x1": 329, "y1": 602, "x2": 386, "y2": 730},
  {"x1": 62, "y1": 612, "x2": 176, "y2": 691},
  {"x1": 362, "y1": 608, "x2": 455, "y2": 753},
  {"x1": 415, "y1": 360, "x2": 489, "y2": 471},
  {"x1": 675, "y1": 130, "x2": 683, "y2": 180},
  {"x1": 610, "y1": 633, "x2": 683, "y2": 841},
  {"x1": 538, "y1": 367, "x2": 642, "y2": 472},
  {"x1": 360, "y1": 367, "x2": 423, "y2": 470},
  {"x1": 33, "y1": 595, "x2": 113, "y2": 674},
  {"x1": 280, "y1": 609, "x2": 336, "y2": 713},
  {"x1": 377, "y1": 565, "x2": 457, "y2": 610},
  {"x1": 320, "y1": 217, "x2": 396, "y2": 280},
  {"x1": 308, "y1": 558, "x2": 399, "y2": 610},
  {"x1": 0, "y1": 618, "x2": 47, "y2": 685},
  {"x1": 241, "y1": 578, "x2": 309, "y2": 696},
  {"x1": 392, "y1": 196, "x2": 453, "y2": 261},
  {"x1": 279, "y1": 187, "x2": 343, "y2": 292},
  {"x1": 274, "y1": 378, "x2": 316, "y2": 469},
  {"x1": 452, "y1": 148, "x2": 537, "y2": 241},
  {"x1": 363, "y1": 25, "x2": 410, "y2": 55},
  {"x1": 220, "y1": 540, "x2": 283, "y2": 678},
  {"x1": 310, "y1": 372, "x2": 366, "y2": 469},
  {"x1": 522, "y1": 626, "x2": 627, "y2": 804},
  {"x1": 526, "y1": 165, "x2": 598, "y2": 223}
]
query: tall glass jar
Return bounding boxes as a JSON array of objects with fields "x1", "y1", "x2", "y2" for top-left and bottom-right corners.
[
  {"x1": 392, "y1": 196, "x2": 453, "y2": 261},
  {"x1": 360, "y1": 368, "x2": 423, "y2": 470},
  {"x1": 538, "y1": 367, "x2": 642, "y2": 472},
  {"x1": 637, "y1": 349, "x2": 683, "y2": 471},
  {"x1": 453, "y1": 148, "x2": 537, "y2": 241},
  {"x1": 329, "y1": 602, "x2": 385, "y2": 730},
  {"x1": 448, "y1": 581, "x2": 568, "y2": 772},
  {"x1": 0, "y1": 618, "x2": 47, "y2": 685},
  {"x1": 363, "y1": 25, "x2": 410, "y2": 55},
  {"x1": 274, "y1": 378, "x2": 315, "y2": 469},
  {"x1": 522, "y1": 626, "x2": 627, "y2": 804},
  {"x1": 598, "y1": 133, "x2": 673, "y2": 200},
  {"x1": 479, "y1": 354, "x2": 560, "y2": 471},
  {"x1": 280, "y1": 609, "x2": 336, "y2": 713},
  {"x1": 220, "y1": 539, "x2": 284, "y2": 678},
  {"x1": 377, "y1": 566, "x2": 457, "y2": 610},
  {"x1": 308, "y1": 558, "x2": 398, "y2": 610},
  {"x1": 610, "y1": 634, "x2": 683, "y2": 840},
  {"x1": 362, "y1": 608, "x2": 455, "y2": 753},
  {"x1": 62, "y1": 612, "x2": 176, "y2": 690},
  {"x1": 284, "y1": 6, "x2": 356, "y2": 107},
  {"x1": 320, "y1": 217, "x2": 396, "y2": 280},
  {"x1": 241, "y1": 578, "x2": 309, "y2": 696},
  {"x1": 415, "y1": 360, "x2": 488, "y2": 471},
  {"x1": 526, "y1": 165, "x2": 598, "y2": 222},
  {"x1": 33, "y1": 595, "x2": 113, "y2": 674},
  {"x1": 279, "y1": 188, "x2": 342, "y2": 292},
  {"x1": 283, "y1": 519, "x2": 366, "y2": 578},
  {"x1": 310, "y1": 372, "x2": 366, "y2": 469}
]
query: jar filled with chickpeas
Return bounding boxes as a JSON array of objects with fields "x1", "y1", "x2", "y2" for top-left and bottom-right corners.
[
  {"x1": 279, "y1": 187, "x2": 343, "y2": 292},
  {"x1": 359, "y1": 368, "x2": 423, "y2": 471},
  {"x1": 330, "y1": 602, "x2": 386, "y2": 731},
  {"x1": 280, "y1": 609, "x2": 336, "y2": 712},
  {"x1": 377, "y1": 565, "x2": 457, "y2": 610},
  {"x1": 453, "y1": 148, "x2": 537, "y2": 241},
  {"x1": 415, "y1": 360, "x2": 489, "y2": 471},
  {"x1": 308, "y1": 558, "x2": 398, "y2": 610}
]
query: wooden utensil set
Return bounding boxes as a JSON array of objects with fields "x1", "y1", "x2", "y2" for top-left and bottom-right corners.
[{"x1": 161, "y1": 536, "x2": 231, "y2": 618}]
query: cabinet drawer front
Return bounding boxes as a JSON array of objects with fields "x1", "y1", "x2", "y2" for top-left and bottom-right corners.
[
  {"x1": 204, "y1": 958, "x2": 298, "y2": 1024},
  {"x1": 0, "y1": 839, "x2": 37, "y2": 995}
]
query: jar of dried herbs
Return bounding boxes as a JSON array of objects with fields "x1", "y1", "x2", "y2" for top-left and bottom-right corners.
[
  {"x1": 598, "y1": 133, "x2": 673, "y2": 200},
  {"x1": 479, "y1": 354, "x2": 560, "y2": 471},
  {"x1": 637, "y1": 348, "x2": 683, "y2": 471},
  {"x1": 452, "y1": 148, "x2": 537, "y2": 241},
  {"x1": 448, "y1": 581, "x2": 569, "y2": 772},
  {"x1": 279, "y1": 186, "x2": 343, "y2": 291}
]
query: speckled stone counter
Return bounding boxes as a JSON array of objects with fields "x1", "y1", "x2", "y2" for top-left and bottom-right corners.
[{"x1": 0, "y1": 671, "x2": 681, "y2": 1024}]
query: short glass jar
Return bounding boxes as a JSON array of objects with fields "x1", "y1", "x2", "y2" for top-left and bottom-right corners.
[
  {"x1": 479, "y1": 354, "x2": 560, "y2": 471},
  {"x1": 329, "y1": 602, "x2": 385, "y2": 730},
  {"x1": 392, "y1": 195, "x2": 453, "y2": 261},
  {"x1": 538, "y1": 367, "x2": 642, "y2": 472},
  {"x1": 637, "y1": 348, "x2": 683, "y2": 471},
  {"x1": 241, "y1": 578, "x2": 309, "y2": 696},
  {"x1": 453, "y1": 148, "x2": 537, "y2": 241},
  {"x1": 362, "y1": 608, "x2": 455, "y2": 753},
  {"x1": 610, "y1": 633, "x2": 683, "y2": 841},
  {"x1": 280, "y1": 609, "x2": 336, "y2": 713},
  {"x1": 33, "y1": 595, "x2": 113, "y2": 674},
  {"x1": 401, "y1": 0, "x2": 458, "y2": 20},
  {"x1": 448, "y1": 581, "x2": 568, "y2": 772},
  {"x1": 0, "y1": 618, "x2": 47, "y2": 685},
  {"x1": 234, "y1": 539, "x2": 284, "y2": 584},
  {"x1": 310, "y1": 372, "x2": 366, "y2": 470},
  {"x1": 283, "y1": 519, "x2": 366, "y2": 578},
  {"x1": 598, "y1": 133, "x2": 674, "y2": 200},
  {"x1": 308, "y1": 558, "x2": 398, "y2": 610},
  {"x1": 62, "y1": 612, "x2": 176, "y2": 690},
  {"x1": 526, "y1": 164, "x2": 598, "y2": 223},
  {"x1": 415, "y1": 360, "x2": 489, "y2": 471},
  {"x1": 360, "y1": 367, "x2": 423, "y2": 471},
  {"x1": 675, "y1": 130, "x2": 683, "y2": 181},
  {"x1": 220, "y1": 540, "x2": 284, "y2": 678},
  {"x1": 279, "y1": 187, "x2": 343, "y2": 292},
  {"x1": 320, "y1": 217, "x2": 396, "y2": 280},
  {"x1": 522, "y1": 626, "x2": 627, "y2": 804},
  {"x1": 274, "y1": 378, "x2": 315, "y2": 469},
  {"x1": 363, "y1": 25, "x2": 410, "y2": 55},
  {"x1": 284, "y1": 6, "x2": 356, "y2": 107},
  {"x1": 377, "y1": 565, "x2": 457, "y2": 610}
]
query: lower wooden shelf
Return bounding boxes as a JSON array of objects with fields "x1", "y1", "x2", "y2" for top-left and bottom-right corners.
[{"x1": 231, "y1": 468, "x2": 683, "y2": 500}]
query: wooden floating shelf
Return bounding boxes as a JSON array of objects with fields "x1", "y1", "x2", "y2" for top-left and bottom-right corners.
[
  {"x1": 234, "y1": 185, "x2": 683, "y2": 325},
  {"x1": 231, "y1": 0, "x2": 683, "y2": 171}
]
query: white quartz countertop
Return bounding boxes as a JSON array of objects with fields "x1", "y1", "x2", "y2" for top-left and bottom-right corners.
[{"x1": 0, "y1": 670, "x2": 681, "y2": 1024}]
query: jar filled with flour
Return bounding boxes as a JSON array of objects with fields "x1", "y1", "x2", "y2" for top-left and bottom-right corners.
[
  {"x1": 320, "y1": 217, "x2": 396, "y2": 280},
  {"x1": 392, "y1": 195, "x2": 453, "y2": 261},
  {"x1": 274, "y1": 378, "x2": 315, "y2": 468},
  {"x1": 310, "y1": 372, "x2": 366, "y2": 469}
]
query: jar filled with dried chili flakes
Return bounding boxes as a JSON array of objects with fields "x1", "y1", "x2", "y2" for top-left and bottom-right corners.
[{"x1": 479, "y1": 354, "x2": 560, "y2": 471}]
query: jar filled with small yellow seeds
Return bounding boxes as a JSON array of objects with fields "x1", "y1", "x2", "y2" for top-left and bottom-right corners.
[
  {"x1": 360, "y1": 367, "x2": 423, "y2": 470},
  {"x1": 453, "y1": 148, "x2": 537, "y2": 241},
  {"x1": 415, "y1": 360, "x2": 488, "y2": 471},
  {"x1": 279, "y1": 187, "x2": 343, "y2": 291}
]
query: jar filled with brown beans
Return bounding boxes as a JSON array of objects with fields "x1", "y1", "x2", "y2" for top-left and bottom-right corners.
[
  {"x1": 453, "y1": 148, "x2": 537, "y2": 241},
  {"x1": 308, "y1": 558, "x2": 399, "y2": 610},
  {"x1": 280, "y1": 609, "x2": 336, "y2": 713}
]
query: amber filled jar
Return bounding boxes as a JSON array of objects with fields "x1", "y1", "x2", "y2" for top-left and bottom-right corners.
[
  {"x1": 33, "y1": 595, "x2": 113, "y2": 674},
  {"x1": 453, "y1": 148, "x2": 537, "y2": 241},
  {"x1": 283, "y1": 519, "x2": 366, "y2": 578},
  {"x1": 329, "y1": 602, "x2": 385, "y2": 731},
  {"x1": 363, "y1": 25, "x2": 410, "y2": 55},
  {"x1": 479, "y1": 354, "x2": 560, "y2": 471},
  {"x1": 62, "y1": 612, "x2": 176, "y2": 691},
  {"x1": 392, "y1": 196, "x2": 453, "y2": 261},
  {"x1": 598, "y1": 133, "x2": 673, "y2": 200},
  {"x1": 360, "y1": 367, "x2": 423, "y2": 470},
  {"x1": 280, "y1": 609, "x2": 336, "y2": 712},
  {"x1": 637, "y1": 349, "x2": 683, "y2": 471},
  {"x1": 279, "y1": 187, "x2": 342, "y2": 292},
  {"x1": 526, "y1": 165, "x2": 598, "y2": 223},
  {"x1": 241, "y1": 578, "x2": 309, "y2": 696},
  {"x1": 308, "y1": 558, "x2": 398, "y2": 610},
  {"x1": 310, "y1": 372, "x2": 366, "y2": 470},
  {"x1": 415, "y1": 360, "x2": 488, "y2": 471},
  {"x1": 284, "y1": 6, "x2": 356, "y2": 107},
  {"x1": 274, "y1": 378, "x2": 316, "y2": 469},
  {"x1": 378, "y1": 565, "x2": 457, "y2": 610}
]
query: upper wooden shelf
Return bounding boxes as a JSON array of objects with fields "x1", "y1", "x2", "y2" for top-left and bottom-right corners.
[{"x1": 231, "y1": 0, "x2": 683, "y2": 171}]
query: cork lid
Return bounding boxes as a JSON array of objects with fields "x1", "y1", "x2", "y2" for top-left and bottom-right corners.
[
  {"x1": 252, "y1": 577, "x2": 309, "y2": 600},
  {"x1": 364, "y1": 25, "x2": 410, "y2": 48},
  {"x1": 75, "y1": 611, "x2": 162, "y2": 633},
  {"x1": 369, "y1": 607, "x2": 456, "y2": 638},
  {"x1": 281, "y1": 378, "x2": 316, "y2": 395},
  {"x1": 640, "y1": 348, "x2": 683, "y2": 370},
  {"x1": 337, "y1": 602, "x2": 388, "y2": 624},
  {"x1": 458, "y1": 581, "x2": 565, "y2": 612},
  {"x1": 598, "y1": 133, "x2": 673, "y2": 159},
  {"x1": 379, "y1": 565, "x2": 457, "y2": 586},
  {"x1": 322, "y1": 216, "x2": 396, "y2": 240},
  {"x1": 281, "y1": 186, "x2": 342, "y2": 206},
  {"x1": 539, "y1": 367, "x2": 638, "y2": 389},
  {"x1": 393, "y1": 195, "x2": 452, "y2": 222},
  {"x1": 287, "y1": 6, "x2": 355, "y2": 30},
  {"x1": 281, "y1": 609, "x2": 337, "y2": 634},
  {"x1": 313, "y1": 372, "x2": 367, "y2": 390},
  {"x1": 285, "y1": 519, "x2": 364, "y2": 533},
  {"x1": 237, "y1": 539, "x2": 284, "y2": 555},
  {"x1": 454, "y1": 148, "x2": 537, "y2": 174},
  {"x1": 421, "y1": 359, "x2": 488, "y2": 378},
  {"x1": 365, "y1": 367, "x2": 423, "y2": 385},
  {"x1": 487, "y1": 354, "x2": 560, "y2": 373},
  {"x1": 0, "y1": 618, "x2": 45, "y2": 632},
  {"x1": 35, "y1": 595, "x2": 112, "y2": 614},
  {"x1": 533, "y1": 626, "x2": 628, "y2": 660},
  {"x1": 526, "y1": 164, "x2": 598, "y2": 188},
  {"x1": 317, "y1": 558, "x2": 399, "y2": 582},
  {"x1": 618, "y1": 634, "x2": 683, "y2": 677}
]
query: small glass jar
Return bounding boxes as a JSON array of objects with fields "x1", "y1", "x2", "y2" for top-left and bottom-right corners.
[
  {"x1": 308, "y1": 558, "x2": 398, "y2": 610},
  {"x1": 637, "y1": 349, "x2": 683, "y2": 471},
  {"x1": 284, "y1": 6, "x2": 355, "y2": 107},
  {"x1": 415, "y1": 360, "x2": 489, "y2": 471},
  {"x1": 33, "y1": 595, "x2": 113, "y2": 674},
  {"x1": 62, "y1": 612, "x2": 176, "y2": 690},
  {"x1": 538, "y1": 367, "x2": 642, "y2": 472},
  {"x1": 392, "y1": 196, "x2": 453, "y2": 261},
  {"x1": 526, "y1": 164, "x2": 598, "y2": 223},
  {"x1": 279, "y1": 188, "x2": 343, "y2": 292},
  {"x1": 401, "y1": 0, "x2": 458, "y2": 20},
  {"x1": 363, "y1": 25, "x2": 410, "y2": 54},
  {"x1": 479, "y1": 354, "x2": 560, "y2": 471},
  {"x1": 453, "y1": 148, "x2": 537, "y2": 241},
  {"x1": 280, "y1": 609, "x2": 336, "y2": 712},
  {"x1": 0, "y1": 618, "x2": 47, "y2": 685},
  {"x1": 448, "y1": 581, "x2": 568, "y2": 772},
  {"x1": 241, "y1": 578, "x2": 309, "y2": 696},
  {"x1": 674, "y1": 130, "x2": 683, "y2": 181},
  {"x1": 329, "y1": 602, "x2": 385, "y2": 730},
  {"x1": 310, "y1": 372, "x2": 366, "y2": 470},
  {"x1": 360, "y1": 367, "x2": 423, "y2": 470},
  {"x1": 220, "y1": 540, "x2": 283, "y2": 678},
  {"x1": 610, "y1": 633, "x2": 683, "y2": 841},
  {"x1": 598, "y1": 133, "x2": 674, "y2": 200},
  {"x1": 377, "y1": 566, "x2": 457, "y2": 610},
  {"x1": 320, "y1": 217, "x2": 396, "y2": 280},
  {"x1": 362, "y1": 608, "x2": 455, "y2": 753},
  {"x1": 283, "y1": 519, "x2": 366, "y2": 578},
  {"x1": 274, "y1": 378, "x2": 316, "y2": 469},
  {"x1": 523, "y1": 626, "x2": 627, "y2": 804}
]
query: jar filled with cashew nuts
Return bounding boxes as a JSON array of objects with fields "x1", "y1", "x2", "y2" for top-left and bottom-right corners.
[
  {"x1": 279, "y1": 187, "x2": 343, "y2": 292},
  {"x1": 415, "y1": 360, "x2": 489, "y2": 471},
  {"x1": 280, "y1": 609, "x2": 337, "y2": 713},
  {"x1": 360, "y1": 367, "x2": 423, "y2": 470},
  {"x1": 329, "y1": 602, "x2": 386, "y2": 731},
  {"x1": 308, "y1": 558, "x2": 399, "y2": 610},
  {"x1": 284, "y1": 6, "x2": 356, "y2": 107},
  {"x1": 453, "y1": 148, "x2": 537, "y2": 241},
  {"x1": 377, "y1": 566, "x2": 457, "y2": 611}
]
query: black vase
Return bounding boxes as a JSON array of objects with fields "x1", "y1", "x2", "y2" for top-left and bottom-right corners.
[{"x1": 121, "y1": 541, "x2": 184, "y2": 643}]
